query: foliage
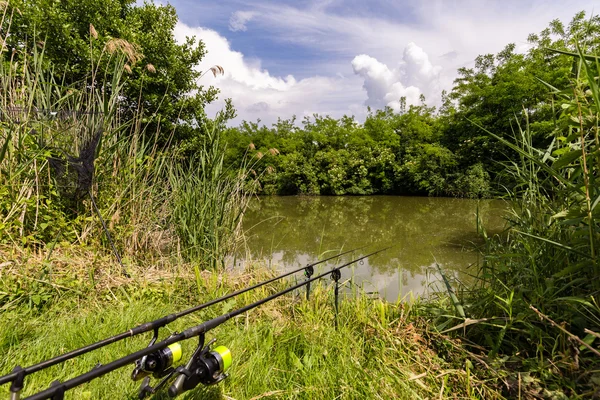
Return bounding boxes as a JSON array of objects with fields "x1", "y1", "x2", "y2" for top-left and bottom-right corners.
[
  {"x1": 431, "y1": 46, "x2": 600, "y2": 398},
  {"x1": 0, "y1": 3, "x2": 252, "y2": 271},
  {"x1": 168, "y1": 122, "x2": 253, "y2": 269},
  {"x1": 400, "y1": 143, "x2": 457, "y2": 196},
  {"x1": 450, "y1": 163, "x2": 491, "y2": 199},
  {"x1": 4, "y1": 0, "x2": 226, "y2": 146},
  {"x1": 224, "y1": 104, "x2": 484, "y2": 197},
  {"x1": 441, "y1": 12, "x2": 600, "y2": 179}
]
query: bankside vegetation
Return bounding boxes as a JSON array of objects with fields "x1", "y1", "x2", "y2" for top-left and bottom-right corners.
[
  {"x1": 0, "y1": 1, "x2": 599, "y2": 399},
  {"x1": 0, "y1": 254, "x2": 502, "y2": 399},
  {"x1": 224, "y1": 13, "x2": 600, "y2": 198},
  {"x1": 437, "y1": 46, "x2": 600, "y2": 397}
]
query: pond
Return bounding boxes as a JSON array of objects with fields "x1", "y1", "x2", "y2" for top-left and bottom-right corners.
[{"x1": 237, "y1": 196, "x2": 507, "y2": 302}]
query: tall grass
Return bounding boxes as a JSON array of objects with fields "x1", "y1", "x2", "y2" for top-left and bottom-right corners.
[
  {"x1": 0, "y1": 4, "x2": 253, "y2": 277},
  {"x1": 434, "y1": 45, "x2": 600, "y2": 397},
  {"x1": 168, "y1": 123, "x2": 253, "y2": 270}
]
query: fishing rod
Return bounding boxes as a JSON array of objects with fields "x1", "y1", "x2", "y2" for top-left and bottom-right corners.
[
  {"x1": 0, "y1": 245, "x2": 368, "y2": 393},
  {"x1": 21, "y1": 246, "x2": 390, "y2": 400}
]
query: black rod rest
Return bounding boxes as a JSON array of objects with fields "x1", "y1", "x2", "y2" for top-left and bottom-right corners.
[
  {"x1": 331, "y1": 269, "x2": 342, "y2": 329},
  {"x1": 305, "y1": 265, "x2": 314, "y2": 300},
  {"x1": 9, "y1": 366, "x2": 24, "y2": 400},
  {"x1": 49, "y1": 381, "x2": 64, "y2": 400}
]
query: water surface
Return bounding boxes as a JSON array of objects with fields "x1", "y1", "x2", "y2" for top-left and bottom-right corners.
[{"x1": 238, "y1": 196, "x2": 506, "y2": 302}]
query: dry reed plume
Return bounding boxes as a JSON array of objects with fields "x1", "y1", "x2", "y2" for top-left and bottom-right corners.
[
  {"x1": 104, "y1": 38, "x2": 143, "y2": 65},
  {"x1": 89, "y1": 23, "x2": 98, "y2": 40}
]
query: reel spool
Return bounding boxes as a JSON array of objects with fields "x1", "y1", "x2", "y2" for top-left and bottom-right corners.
[
  {"x1": 168, "y1": 339, "x2": 232, "y2": 397},
  {"x1": 132, "y1": 343, "x2": 182, "y2": 380}
]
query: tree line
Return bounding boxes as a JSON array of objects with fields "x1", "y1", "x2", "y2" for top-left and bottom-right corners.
[
  {"x1": 4, "y1": 2, "x2": 600, "y2": 198},
  {"x1": 223, "y1": 12, "x2": 600, "y2": 197}
]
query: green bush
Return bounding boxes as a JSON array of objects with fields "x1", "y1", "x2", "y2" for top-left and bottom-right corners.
[{"x1": 451, "y1": 163, "x2": 491, "y2": 198}]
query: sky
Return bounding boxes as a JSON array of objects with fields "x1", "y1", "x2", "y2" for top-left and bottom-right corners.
[{"x1": 165, "y1": 0, "x2": 597, "y2": 126}]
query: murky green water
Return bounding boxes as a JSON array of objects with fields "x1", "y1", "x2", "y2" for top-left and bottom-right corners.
[{"x1": 238, "y1": 196, "x2": 506, "y2": 302}]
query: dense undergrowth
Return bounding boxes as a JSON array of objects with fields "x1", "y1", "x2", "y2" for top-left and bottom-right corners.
[
  {"x1": 0, "y1": 9, "x2": 252, "y2": 270},
  {"x1": 429, "y1": 46, "x2": 600, "y2": 398}
]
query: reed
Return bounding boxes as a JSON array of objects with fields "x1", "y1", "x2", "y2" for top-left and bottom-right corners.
[
  {"x1": 0, "y1": 3, "x2": 253, "y2": 276},
  {"x1": 433, "y1": 45, "x2": 600, "y2": 397},
  {"x1": 167, "y1": 121, "x2": 254, "y2": 270}
]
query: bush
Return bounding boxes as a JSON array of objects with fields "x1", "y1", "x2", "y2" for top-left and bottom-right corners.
[{"x1": 451, "y1": 163, "x2": 491, "y2": 198}]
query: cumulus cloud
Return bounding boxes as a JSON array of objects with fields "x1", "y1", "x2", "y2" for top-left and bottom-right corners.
[
  {"x1": 247, "y1": 101, "x2": 270, "y2": 113},
  {"x1": 351, "y1": 43, "x2": 441, "y2": 111},
  {"x1": 229, "y1": 11, "x2": 257, "y2": 32},
  {"x1": 171, "y1": 0, "x2": 595, "y2": 124},
  {"x1": 173, "y1": 22, "x2": 361, "y2": 125},
  {"x1": 235, "y1": 0, "x2": 595, "y2": 109}
]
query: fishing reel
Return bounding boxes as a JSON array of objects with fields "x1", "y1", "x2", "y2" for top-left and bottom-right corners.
[
  {"x1": 132, "y1": 331, "x2": 184, "y2": 399},
  {"x1": 132, "y1": 333, "x2": 182, "y2": 381},
  {"x1": 168, "y1": 335, "x2": 232, "y2": 397}
]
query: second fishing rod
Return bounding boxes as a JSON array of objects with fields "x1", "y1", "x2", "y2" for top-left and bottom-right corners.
[
  {"x1": 22, "y1": 246, "x2": 392, "y2": 400},
  {"x1": 0, "y1": 244, "x2": 368, "y2": 390}
]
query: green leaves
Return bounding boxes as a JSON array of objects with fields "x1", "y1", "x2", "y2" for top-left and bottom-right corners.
[
  {"x1": 223, "y1": 105, "x2": 480, "y2": 197},
  {"x1": 6, "y1": 0, "x2": 217, "y2": 146}
]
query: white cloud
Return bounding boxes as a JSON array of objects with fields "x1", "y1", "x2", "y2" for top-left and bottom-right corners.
[
  {"x1": 400, "y1": 43, "x2": 442, "y2": 91},
  {"x1": 174, "y1": 22, "x2": 363, "y2": 125},
  {"x1": 171, "y1": 0, "x2": 597, "y2": 124},
  {"x1": 351, "y1": 42, "x2": 441, "y2": 111},
  {"x1": 228, "y1": 11, "x2": 258, "y2": 32},
  {"x1": 238, "y1": 0, "x2": 595, "y2": 106}
]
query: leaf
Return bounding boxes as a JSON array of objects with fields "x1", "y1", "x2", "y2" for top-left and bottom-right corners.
[
  {"x1": 551, "y1": 210, "x2": 568, "y2": 220},
  {"x1": 30, "y1": 294, "x2": 41, "y2": 305},
  {"x1": 580, "y1": 333, "x2": 597, "y2": 351},
  {"x1": 553, "y1": 149, "x2": 582, "y2": 169},
  {"x1": 546, "y1": 47, "x2": 600, "y2": 62},
  {"x1": 577, "y1": 42, "x2": 600, "y2": 108},
  {"x1": 514, "y1": 229, "x2": 593, "y2": 259},
  {"x1": 554, "y1": 261, "x2": 593, "y2": 278},
  {"x1": 440, "y1": 317, "x2": 492, "y2": 334},
  {"x1": 289, "y1": 352, "x2": 303, "y2": 370},
  {"x1": 591, "y1": 193, "x2": 600, "y2": 211},
  {"x1": 221, "y1": 299, "x2": 235, "y2": 314},
  {"x1": 0, "y1": 130, "x2": 11, "y2": 164}
]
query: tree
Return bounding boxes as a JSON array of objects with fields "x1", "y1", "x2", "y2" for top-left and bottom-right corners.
[
  {"x1": 441, "y1": 12, "x2": 600, "y2": 178},
  {"x1": 5, "y1": 0, "x2": 223, "y2": 144}
]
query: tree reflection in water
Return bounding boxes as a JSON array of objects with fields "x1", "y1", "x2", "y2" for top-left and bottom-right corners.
[{"x1": 237, "y1": 196, "x2": 506, "y2": 301}]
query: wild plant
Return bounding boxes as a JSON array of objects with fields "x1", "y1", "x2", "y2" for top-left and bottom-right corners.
[
  {"x1": 436, "y1": 44, "x2": 600, "y2": 395},
  {"x1": 0, "y1": 1, "x2": 253, "y2": 280}
]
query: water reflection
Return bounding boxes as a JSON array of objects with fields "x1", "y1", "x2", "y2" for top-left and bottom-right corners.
[{"x1": 237, "y1": 196, "x2": 506, "y2": 301}]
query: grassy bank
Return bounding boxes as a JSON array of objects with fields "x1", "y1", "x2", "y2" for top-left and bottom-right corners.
[
  {"x1": 0, "y1": 249, "x2": 502, "y2": 399},
  {"x1": 2, "y1": 5, "x2": 600, "y2": 399}
]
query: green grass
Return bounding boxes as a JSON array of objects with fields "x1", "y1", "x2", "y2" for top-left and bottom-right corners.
[{"x1": 0, "y1": 268, "x2": 501, "y2": 400}]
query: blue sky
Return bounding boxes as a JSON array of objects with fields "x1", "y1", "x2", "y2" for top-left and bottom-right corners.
[{"x1": 165, "y1": 0, "x2": 597, "y2": 125}]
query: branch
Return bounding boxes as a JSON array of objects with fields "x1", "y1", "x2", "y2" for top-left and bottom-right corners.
[{"x1": 530, "y1": 305, "x2": 600, "y2": 358}]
